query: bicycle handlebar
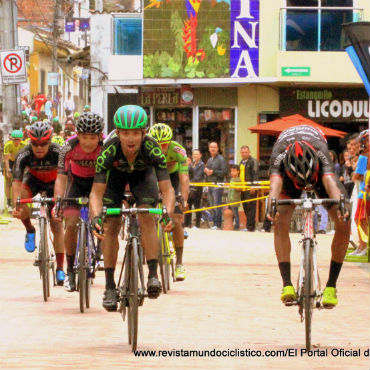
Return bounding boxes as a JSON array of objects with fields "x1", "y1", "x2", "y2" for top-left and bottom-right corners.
[
  {"x1": 16, "y1": 196, "x2": 55, "y2": 211},
  {"x1": 104, "y1": 207, "x2": 164, "y2": 216}
]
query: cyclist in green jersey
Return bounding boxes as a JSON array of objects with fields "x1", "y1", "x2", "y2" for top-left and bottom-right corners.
[{"x1": 148, "y1": 123, "x2": 189, "y2": 281}]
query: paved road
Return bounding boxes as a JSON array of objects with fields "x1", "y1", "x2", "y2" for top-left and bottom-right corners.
[{"x1": 0, "y1": 219, "x2": 369, "y2": 369}]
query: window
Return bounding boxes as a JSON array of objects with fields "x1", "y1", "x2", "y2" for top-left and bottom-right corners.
[
  {"x1": 114, "y1": 17, "x2": 142, "y2": 55},
  {"x1": 282, "y1": 0, "x2": 361, "y2": 51}
]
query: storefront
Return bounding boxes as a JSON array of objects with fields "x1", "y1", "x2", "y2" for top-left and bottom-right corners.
[{"x1": 107, "y1": 86, "x2": 238, "y2": 163}]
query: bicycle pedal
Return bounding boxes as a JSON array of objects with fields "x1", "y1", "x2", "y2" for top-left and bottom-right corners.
[{"x1": 33, "y1": 260, "x2": 40, "y2": 267}]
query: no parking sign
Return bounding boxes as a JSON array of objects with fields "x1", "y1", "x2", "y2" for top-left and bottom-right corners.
[{"x1": 0, "y1": 49, "x2": 27, "y2": 84}]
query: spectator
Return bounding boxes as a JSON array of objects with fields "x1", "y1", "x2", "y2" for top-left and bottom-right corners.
[
  {"x1": 329, "y1": 150, "x2": 341, "y2": 178},
  {"x1": 184, "y1": 149, "x2": 205, "y2": 229},
  {"x1": 227, "y1": 164, "x2": 242, "y2": 230},
  {"x1": 64, "y1": 117, "x2": 76, "y2": 133},
  {"x1": 83, "y1": 105, "x2": 90, "y2": 112},
  {"x1": 44, "y1": 95, "x2": 53, "y2": 121},
  {"x1": 340, "y1": 149, "x2": 355, "y2": 197},
  {"x1": 239, "y1": 145, "x2": 259, "y2": 232},
  {"x1": 204, "y1": 141, "x2": 227, "y2": 230},
  {"x1": 64, "y1": 92, "x2": 75, "y2": 117},
  {"x1": 34, "y1": 92, "x2": 47, "y2": 115}
]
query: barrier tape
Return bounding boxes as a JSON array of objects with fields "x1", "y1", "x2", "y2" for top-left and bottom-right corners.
[{"x1": 184, "y1": 195, "x2": 268, "y2": 214}]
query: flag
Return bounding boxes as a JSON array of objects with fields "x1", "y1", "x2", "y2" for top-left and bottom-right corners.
[{"x1": 342, "y1": 22, "x2": 370, "y2": 96}]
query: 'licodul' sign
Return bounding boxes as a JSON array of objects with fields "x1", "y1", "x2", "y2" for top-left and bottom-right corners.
[{"x1": 230, "y1": 0, "x2": 259, "y2": 78}]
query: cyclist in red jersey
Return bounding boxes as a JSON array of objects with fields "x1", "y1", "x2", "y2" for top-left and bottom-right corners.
[
  {"x1": 267, "y1": 126, "x2": 350, "y2": 308},
  {"x1": 12, "y1": 121, "x2": 65, "y2": 285},
  {"x1": 53, "y1": 112, "x2": 104, "y2": 292}
]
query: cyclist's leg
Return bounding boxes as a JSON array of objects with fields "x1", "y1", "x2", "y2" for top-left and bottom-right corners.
[
  {"x1": 64, "y1": 213, "x2": 79, "y2": 291},
  {"x1": 130, "y1": 168, "x2": 162, "y2": 298}
]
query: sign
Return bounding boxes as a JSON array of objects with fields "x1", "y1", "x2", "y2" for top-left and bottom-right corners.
[
  {"x1": 282, "y1": 67, "x2": 310, "y2": 77},
  {"x1": 0, "y1": 49, "x2": 27, "y2": 84},
  {"x1": 65, "y1": 18, "x2": 90, "y2": 32},
  {"x1": 16, "y1": 46, "x2": 30, "y2": 62},
  {"x1": 280, "y1": 88, "x2": 369, "y2": 122},
  {"x1": 65, "y1": 20, "x2": 75, "y2": 32},
  {"x1": 140, "y1": 89, "x2": 180, "y2": 106},
  {"x1": 47, "y1": 72, "x2": 59, "y2": 86},
  {"x1": 230, "y1": 0, "x2": 260, "y2": 78},
  {"x1": 180, "y1": 86, "x2": 194, "y2": 105}
]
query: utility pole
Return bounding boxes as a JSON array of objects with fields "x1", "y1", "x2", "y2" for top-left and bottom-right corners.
[
  {"x1": 51, "y1": 0, "x2": 59, "y2": 102},
  {"x1": 1, "y1": 0, "x2": 20, "y2": 129}
]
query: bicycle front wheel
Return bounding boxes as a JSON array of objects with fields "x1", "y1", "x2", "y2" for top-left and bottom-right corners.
[
  {"x1": 304, "y1": 239, "x2": 314, "y2": 350},
  {"x1": 78, "y1": 224, "x2": 87, "y2": 313},
  {"x1": 128, "y1": 238, "x2": 139, "y2": 352},
  {"x1": 40, "y1": 218, "x2": 50, "y2": 302},
  {"x1": 158, "y1": 226, "x2": 169, "y2": 294}
]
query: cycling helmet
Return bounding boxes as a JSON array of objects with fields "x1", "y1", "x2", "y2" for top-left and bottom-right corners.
[
  {"x1": 113, "y1": 105, "x2": 148, "y2": 129},
  {"x1": 21, "y1": 110, "x2": 27, "y2": 116},
  {"x1": 284, "y1": 141, "x2": 319, "y2": 190},
  {"x1": 53, "y1": 117, "x2": 59, "y2": 123},
  {"x1": 51, "y1": 135, "x2": 65, "y2": 146},
  {"x1": 84, "y1": 105, "x2": 90, "y2": 111},
  {"x1": 31, "y1": 116, "x2": 38, "y2": 122},
  {"x1": 358, "y1": 129, "x2": 368, "y2": 145},
  {"x1": 11, "y1": 129, "x2": 24, "y2": 139},
  {"x1": 28, "y1": 121, "x2": 53, "y2": 142},
  {"x1": 76, "y1": 112, "x2": 104, "y2": 134},
  {"x1": 148, "y1": 123, "x2": 173, "y2": 143},
  {"x1": 74, "y1": 112, "x2": 80, "y2": 119}
]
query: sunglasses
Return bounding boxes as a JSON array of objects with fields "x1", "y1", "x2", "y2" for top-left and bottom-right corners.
[{"x1": 31, "y1": 141, "x2": 49, "y2": 148}]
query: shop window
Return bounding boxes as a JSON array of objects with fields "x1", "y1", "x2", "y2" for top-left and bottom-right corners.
[
  {"x1": 155, "y1": 108, "x2": 193, "y2": 154},
  {"x1": 282, "y1": 1, "x2": 359, "y2": 51},
  {"x1": 113, "y1": 16, "x2": 142, "y2": 56},
  {"x1": 199, "y1": 108, "x2": 235, "y2": 164}
]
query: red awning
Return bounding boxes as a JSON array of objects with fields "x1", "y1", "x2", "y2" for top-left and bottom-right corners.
[{"x1": 248, "y1": 114, "x2": 346, "y2": 138}]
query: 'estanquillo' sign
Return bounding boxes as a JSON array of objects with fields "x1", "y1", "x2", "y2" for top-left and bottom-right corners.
[{"x1": 280, "y1": 88, "x2": 369, "y2": 122}]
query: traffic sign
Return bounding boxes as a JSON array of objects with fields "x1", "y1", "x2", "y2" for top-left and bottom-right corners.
[
  {"x1": 0, "y1": 49, "x2": 27, "y2": 84},
  {"x1": 282, "y1": 67, "x2": 310, "y2": 77}
]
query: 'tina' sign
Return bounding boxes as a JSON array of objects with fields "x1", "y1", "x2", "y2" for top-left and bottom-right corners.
[{"x1": 230, "y1": 0, "x2": 259, "y2": 78}]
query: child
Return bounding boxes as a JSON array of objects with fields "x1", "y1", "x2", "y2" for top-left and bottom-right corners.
[{"x1": 228, "y1": 164, "x2": 242, "y2": 230}]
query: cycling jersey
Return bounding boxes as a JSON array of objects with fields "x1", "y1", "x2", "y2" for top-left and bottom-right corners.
[
  {"x1": 4, "y1": 140, "x2": 26, "y2": 162},
  {"x1": 58, "y1": 136, "x2": 102, "y2": 178},
  {"x1": 94, "y1": 131, "x2": 168, "y2": 183},
  {"x1": 269, "y1": 125, "x2": 334, "y2": 177},
  {"x1": 165, "y1": 141, "x2": 188, "y2": 175},
  {"x1": 13, "y1": 143, "x2": 60, "y2": 183}
]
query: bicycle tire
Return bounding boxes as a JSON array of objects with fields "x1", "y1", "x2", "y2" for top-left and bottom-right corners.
[
  {"x1": 158, "y1": 226, "x2": 168, "y2": 294},
  {"x1": 85, "y1": 229, "x2": 92, "y2": 309},
  {"x1": 304, "y1": 239, "x2": 314, "y2": 350},
  {"x1": 78, "y1": 224, "x2": 87, "y2": 313},
  {"x1": 40, "y1": 218, "x2": 49, "y2": 302},
  {"x1": 128, "y1": 237, "x2": 139, "y2": 352}
]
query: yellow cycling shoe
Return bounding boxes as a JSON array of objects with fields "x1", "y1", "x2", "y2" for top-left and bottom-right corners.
[
  {"x1": 175, "y1": 264, "x2": 186, "y2": 281},
  {"x1": 322, "y1": 287, "x2": 338, "y2": 308},
  {"x1": 281, "y1": 285, "x2": 296, "y2": 304}
]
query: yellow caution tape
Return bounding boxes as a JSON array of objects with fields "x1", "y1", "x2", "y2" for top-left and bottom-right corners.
[{"x1": 184, "y1": 195, "x2": 268, "y2": 214}]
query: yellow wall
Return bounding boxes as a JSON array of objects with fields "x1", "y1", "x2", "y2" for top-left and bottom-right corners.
[
  {"x1": 29, "y1": 53, "x2": 39, "y2": 98},
  {"x1": 237, "y1": 85, "x2": 279, "y2": 161}
]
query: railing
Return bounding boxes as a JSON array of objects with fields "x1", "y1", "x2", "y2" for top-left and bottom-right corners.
[{"x1": 279, "y1": 7, "x2": 364, "y2": 52}]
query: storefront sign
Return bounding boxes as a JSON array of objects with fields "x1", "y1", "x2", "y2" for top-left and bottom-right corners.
[
  {"x1": 280, "y1": 88, "x2": 369, "y2": 122},
  {"x1": 141, "y1": 89, "x2": 180, "y2": 106},
  {"x1": 281, "y1": 66, "x2": 310, "y2": 77},
  {"x1": 230, "y1": 0, "x2": 259, "y2": 78}
]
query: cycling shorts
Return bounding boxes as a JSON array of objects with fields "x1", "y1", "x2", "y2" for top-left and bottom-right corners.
[
  {"x1": 22, "y1": 174, "x2": 54, "y2": 198},
  {"x1": 170, "y1": 172, "x2": 182, "y2": 214},
  {"x1": 64, "y1": 175, "x2": 94, "y2": 217}
]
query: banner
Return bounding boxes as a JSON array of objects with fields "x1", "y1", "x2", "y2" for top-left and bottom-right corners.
[{"x1": 343, "y1": 22, "x2": 370, "y2": 96}]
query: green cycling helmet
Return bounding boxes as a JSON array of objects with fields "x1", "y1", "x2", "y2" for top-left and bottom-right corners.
[
  {"x1": 21, "y1": 110, "x2": 27, "y2": 116},
  {"x1": 53, "y1": 117, "x2": 59, "y2": 123},
  {"x1": 74, "y1": 112, "x2": 80, "y2": 119},
  {"x1": 31, "y1": 116, "x2": 38, "y2": 122},
  {"x1": 51, "y1": 135, "x2": 65, "y2": 146},
  {"x1": 11, "y1": 129, "x2": 24, "y2": 139},
  {"x1": 148, "y1": 123, "x2": 173, "y2": 143},
  {"x1": 113, "y1": 105, "x2": 148, "y2": 129}
]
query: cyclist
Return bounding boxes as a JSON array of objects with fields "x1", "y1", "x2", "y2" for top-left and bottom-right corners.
[
  {"x1": 4, "y1": 130, "x2": 26, "y2": 210},
  {"x1": 148, "y1": 123, "x2": 189, "y2": 281},
  {"x1": 267, "y1": 125, "x2": 350, "y2": 308},
  {"x1": 12, "y1": 121, "x2": 65, "y2": 285},
  {"x1": 90, "y1": 105, "x2": 175, "y2": 311},
  {"x1": 53, "y1": 112, "x2": 104, "y2": 292},
  {"x1": 83, "y1": 105, "x2": 90, "y2": 112}
]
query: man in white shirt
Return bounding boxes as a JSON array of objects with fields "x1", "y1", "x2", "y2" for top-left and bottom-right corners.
[{"x1": 64, "y1": 92, "x2": 75, "y2": 117}]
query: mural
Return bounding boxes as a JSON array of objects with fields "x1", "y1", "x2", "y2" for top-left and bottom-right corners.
[{"x1": 143, "y1": 0, "x2": 231, "y2": 78}]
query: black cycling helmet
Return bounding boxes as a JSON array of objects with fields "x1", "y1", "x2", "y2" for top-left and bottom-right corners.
[
  {"x1": 358, "y1": 129, "x2": 369, "y2": 148},
  {"x1": 28, "y1": 121, "x2": 53, "y2": 142},
  {"x1": 76, "y1": 112, "x2": 104, "y2": 134},
  {"x1": 284, "y1": 141, "x2": 320, "y2": 190}
]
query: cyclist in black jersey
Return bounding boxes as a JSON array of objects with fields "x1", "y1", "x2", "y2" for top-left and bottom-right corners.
[
  {"x1": 90, "y1": 105, "x2": 175, "y2": 311},
  {"x1": 267, "y1": 126, "x2": 350, "y2": 308}
]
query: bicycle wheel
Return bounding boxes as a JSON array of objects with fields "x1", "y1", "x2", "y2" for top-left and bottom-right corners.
[
  {"x1": 158, "y1": 226, "x2": 168, "y2": 294},
  {"x1": 85, "y1": 230, "x2": 92, "y2": 309},
  {"x1": 128, "y1": 238, "x2": 139, "y2": 352},
  {"x1": 78, "y1": 224, "x2": 87, "y2": 313},
  {"x1": 40, "y1": 218, "x2": 50, "y2": 302},
  {"x1": 304, "y1": 239, "x2": 314, "y2": 350}
]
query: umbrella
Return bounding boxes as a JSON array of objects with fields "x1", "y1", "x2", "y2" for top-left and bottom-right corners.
[{"x1": 248, "y1": 114, "x2": 346, "y2": 138}]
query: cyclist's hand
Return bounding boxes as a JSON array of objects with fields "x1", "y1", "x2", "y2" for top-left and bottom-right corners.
[
  {"x1": 12, "y1": 208, "x2": 21, "y2": 219},
  {"x1": 6, "y1": 170, "x2": 12, "y2": 180},
  {"x1": 337, "y1": 207, "x2": 350, "y2": 222},
  {"x1": 51, "y1": 206, "x2": 63, "y2": 221},
  {"x1": 163, "y1": 219, "x2": 174, "y2": 232},
  {"x1": 266, "y1": 210, "x2": 279, "y2": 224},
  {"x1": 183, "y1": 200, "x2": 189, "y2": 211},
  {"x1": 92, "y1": 216, "x2": 104, "y2": 239}
]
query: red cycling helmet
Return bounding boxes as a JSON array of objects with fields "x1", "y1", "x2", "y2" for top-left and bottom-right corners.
[
  {"x1": 28, "y1": 121, "x2": 53, "y2": 142},
  {"x1": 284, "y1": 141, "x2": 320, "y2": 190}
]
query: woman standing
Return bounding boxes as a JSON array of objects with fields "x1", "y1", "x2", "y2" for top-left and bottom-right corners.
[{"x1": 185, "y1": 149, "x2": 205, "y2": 229}]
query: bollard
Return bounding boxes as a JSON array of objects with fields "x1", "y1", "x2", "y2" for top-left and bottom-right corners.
[{"x1": 223, "y1": 207, "x2": 234, "y2": 231}]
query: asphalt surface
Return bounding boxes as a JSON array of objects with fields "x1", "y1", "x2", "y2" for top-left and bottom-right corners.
[{"x1": 0, "y1": 219, "x2": 369, "y2": 369}]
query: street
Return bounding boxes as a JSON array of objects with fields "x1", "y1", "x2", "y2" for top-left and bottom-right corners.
[{"x1": 0, "y1": 219, "x2": 369, "y2": 369}]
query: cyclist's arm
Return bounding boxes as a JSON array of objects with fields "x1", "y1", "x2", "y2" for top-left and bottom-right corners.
[
  {"x1": 158, "y1": 178, "x2": 175, "y2": 217},
  {"x1": 54, "y1": 173, "x2": 68, "y2": 198},
  {"x1": 89, "y1": 182, "x2": 107, "y2": 219},
  {"x1": 4, "y1": 154, "x2": 11, "y2": 174},
  {"x1": 179, "y1": 172, "x2": 190, "y2": 205},
  {"x1": 322, "y1": 174, "x2": 343, "y2": 200},
  {"x1": 12, "y1": 180, "x2": 22, "y2": 208},
  {"x1": 267, "y1": 175, "x2": 283, "y2": 220}
]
